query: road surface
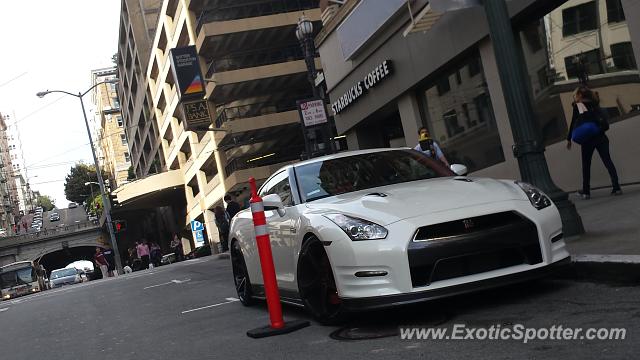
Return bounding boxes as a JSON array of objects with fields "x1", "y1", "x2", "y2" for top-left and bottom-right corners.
[{"x1": 0, "y1": 256, "x2": 638, "y2": 359}]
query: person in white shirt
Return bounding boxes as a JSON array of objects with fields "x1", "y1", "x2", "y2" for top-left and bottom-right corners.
[{"x1": 414, "y1": 127, "x2": 450, "y2": 167}]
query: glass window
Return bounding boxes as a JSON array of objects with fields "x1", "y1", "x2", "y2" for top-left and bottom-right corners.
[
  {"x1": 564, "y1": 49, "x2": 603, "y2": 79},
  {"x1": 113, "y1": 97, "x2": 120, "y2": 108},
  {"x1": 120, "y1": 134, "x2": 128, "y2": 145},
  {"x1": 606, "y1": 0, "x2": 625, "y2": 23},
  {"x1": 124, "y1": 152, "x2": 130, "y2": 162},
  {"x1": 421, "y1": 51, "x2": 505, "y2": 172},
  {"x1": 562, "y1": 2, "x2": 597, "y2": 36},
  {"x1": 611, "y1": 42, "x2": 637, "y2": 70},
  {"x1": 259, "y1": 171, "x2": 292, "y2": 206},
  {"x1": 295, "y1": 150, "x2": 452, "y2": 202},
  {"x1": 116, "y1": 116, "x2": 124, "y2": 127}
]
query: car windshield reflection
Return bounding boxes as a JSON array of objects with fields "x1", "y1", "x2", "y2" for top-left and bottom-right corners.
[{"x1": 295, "y1": 149, "x2": 453, "y2": 202}]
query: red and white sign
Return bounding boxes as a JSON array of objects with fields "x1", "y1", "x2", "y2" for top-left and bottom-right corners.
[{"x1": 298, "y1": 99, "x2": 328, "y2": 127}]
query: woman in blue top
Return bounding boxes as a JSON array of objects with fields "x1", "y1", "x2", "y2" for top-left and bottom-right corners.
[{"x1": 566, "y1": 86, "x2": 621, "y2": 199}]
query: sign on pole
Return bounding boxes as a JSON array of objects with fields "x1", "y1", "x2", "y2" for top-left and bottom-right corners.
[
  {"x1": 169, "y1": 45, "x2": 206, "y2": 101},
  {"x1": 194, "y1": 230, "x2": 204, "y2": 246},
  {"x1": 191, "y1": 220, "x2": 204, "y2": 232},
  {"x1": 296, "y1": 98, "x2": 328, "y2": 127},
  {"x1": 182, "y1": 99, "x2": 212, "y2": 131}
]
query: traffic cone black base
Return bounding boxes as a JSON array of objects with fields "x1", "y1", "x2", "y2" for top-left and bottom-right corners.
[{"x1": 246, "y1": 320, "x2": 310, "y2": 339}]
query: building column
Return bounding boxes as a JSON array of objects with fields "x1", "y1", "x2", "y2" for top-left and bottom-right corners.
[
  {"x1": 203, "y1": 208, "x2": 220, "y2": 254},
  {"x1": 397, "y1": 92, "x2": 423, "y2": 147},
  {"x1": 621, "y1": 0, "x2": 640, "y2": 64}
]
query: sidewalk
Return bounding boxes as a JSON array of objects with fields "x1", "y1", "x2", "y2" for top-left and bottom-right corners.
[
  {"x1": 565, "y1": 183, "x2": 640, "y2": 255},
  {"x1": 561, "y1": 183, "x2": 640, "y2": 284}
]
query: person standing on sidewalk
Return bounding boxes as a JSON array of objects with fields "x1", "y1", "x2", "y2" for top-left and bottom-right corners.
[
  {"x1": 94, "y1": 247, "x2": 109, "y2": 279},
  {"x1": 136, "y1": 240, "x2": 151, "y2": 269},
  {"x1": 566, "y1": 86, "x2": 622, "y2": 199}
]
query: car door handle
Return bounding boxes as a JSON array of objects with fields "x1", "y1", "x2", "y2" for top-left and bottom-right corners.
[{"x1": 290, "y1": 227, "x2": 296, "y2": 233}]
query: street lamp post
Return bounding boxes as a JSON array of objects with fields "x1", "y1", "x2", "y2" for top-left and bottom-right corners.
[
  {"x1": 36, "y1": 79, "x2": 124, "y2": 273},
  {"x1": 296, "y1": 14, "x2": 336, "y2": 157},
  {"x1": 482, "y1": 0, "x2": 584, "y2": 235}
]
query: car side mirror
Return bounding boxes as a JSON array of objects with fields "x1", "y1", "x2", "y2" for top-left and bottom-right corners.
[
  {"x1": 263, "y1": 194, "x2": 286, "y2": 217},
  {"x1": 450, "y1": 164, "x2": 468, "y2": 176}
]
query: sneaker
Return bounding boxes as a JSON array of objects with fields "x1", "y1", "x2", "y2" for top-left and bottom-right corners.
[
  {"x1": 611, "y1": 189, "x2": 623, "y2": 196},
  {"x1": 577, "y1": 190, "x2": 590, "y2": 200}
]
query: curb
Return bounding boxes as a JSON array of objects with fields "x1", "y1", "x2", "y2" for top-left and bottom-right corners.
[
  {"x1": 555, "y1": 255, "x2": 640, "y2": 285},
  {"x1": 216, "y1": 252, "x2": 230, "y2": 260}
]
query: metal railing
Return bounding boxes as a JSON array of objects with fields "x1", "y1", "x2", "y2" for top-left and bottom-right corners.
[
  {"x1": 214, "y1": 94, "x2": 307, "y2": 128},
  {"x1": 196, "y1": 0, "x2": 318, "y2": 33},
  {"x1": 205, "y1": 44, "x2": 304, "y2": 78},
  {"x1": 0, "y1": 221, "x2": 101, "y2": 249}
]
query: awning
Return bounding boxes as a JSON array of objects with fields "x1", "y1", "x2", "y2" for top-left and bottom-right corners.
[{"x1": 112, "y1": 170, "x2": 185, "y2": 211}]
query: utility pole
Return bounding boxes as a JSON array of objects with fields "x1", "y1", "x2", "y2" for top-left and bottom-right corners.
[{"x1": 483, "y1": 0, "x2": 584, "y2": 235}]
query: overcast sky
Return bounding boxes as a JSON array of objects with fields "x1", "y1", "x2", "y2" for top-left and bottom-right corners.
[{"x1": 0, "y1": 1, "x2": 121, "y2": 207}]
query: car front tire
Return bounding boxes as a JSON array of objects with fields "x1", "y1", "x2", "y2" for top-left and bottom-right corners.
[
  {"x1": 297, "y1": 236, "x2": 346, "y2": 325},
  {"x1": 231, "y1": 240, "x2": 253, "y2": 306}
]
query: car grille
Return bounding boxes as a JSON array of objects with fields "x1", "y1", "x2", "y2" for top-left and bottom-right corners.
[{"x1": 408, "y1": 211, "x2": 542, "y2": 288}]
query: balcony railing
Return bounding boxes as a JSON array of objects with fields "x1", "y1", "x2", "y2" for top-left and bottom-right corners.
[
  {"x1": 196, "y1": 0, "x2": 318, "y2": 33},
  {"x1": 224, "y1": 145, "x2": 304, "y2": 178},
  {"x1": 214, "y1": 93, "x2": 310, "y2": 128},
  {"x1": 205, "y1": 44, "x2": 304, "y2": 78}
]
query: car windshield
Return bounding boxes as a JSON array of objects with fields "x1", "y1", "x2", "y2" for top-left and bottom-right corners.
[
  {"x1": 51, "y1": 269, "x2": 77, "y2": 279},
  {"x1": 295, "y1": 149, "x2": 453, "y2": 202}
]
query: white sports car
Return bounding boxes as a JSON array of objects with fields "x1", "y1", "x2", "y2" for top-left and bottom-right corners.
[{"x1": 230, "y1": 148, "x2": 570, "y2": 323}]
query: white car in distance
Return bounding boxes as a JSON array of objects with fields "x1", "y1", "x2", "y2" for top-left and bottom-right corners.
[{"x1": 229, "y1": 148, "x2": 570, "y2": 324}]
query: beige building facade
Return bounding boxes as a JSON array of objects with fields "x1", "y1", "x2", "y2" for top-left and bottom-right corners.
[{"x1": 92, "y1": 67, "x2": 131, "y2": 189}]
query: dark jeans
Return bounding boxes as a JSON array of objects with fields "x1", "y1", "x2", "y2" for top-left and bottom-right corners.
[
  {"x1": 141, "y1": 255, "x2": 150, "y2": 269},
  {"x1": 581, "y1": 134, "x2": 620, "y2": 195}
]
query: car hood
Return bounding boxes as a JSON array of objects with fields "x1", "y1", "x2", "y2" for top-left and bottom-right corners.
[{"x1": 304, "y1": 177, "x2": 526, "y2": 225}]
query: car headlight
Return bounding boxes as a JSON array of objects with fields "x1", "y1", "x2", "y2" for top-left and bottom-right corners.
[
  {"x1": 516, "y1": 181, "x2": 552, "y2": 210},
  {"x1": 323, "y1": 213, "x2": 388, "y2": 240}
]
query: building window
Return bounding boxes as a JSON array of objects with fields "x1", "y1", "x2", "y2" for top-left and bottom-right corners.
[
  {"x1": 421, "y1": 50, "x2": 504, "y2": 172},
  {"x1": 611, "y1": 42, "x2": 637, "y2": 70},
  {"x1": 606, "y1": 0, "x2": 625, "y2": 23},
  {"x1": 562, "y1": 2, "x2": 597, "y2": 37},
  {"x1": 564, "y1": 49, "x2": 603, "y2": 79},
  {"x1": 124, "y1": 152, "x2": 130, "y2": 162},
  {"x1": 120, "y1": 134, "x2": 128, "y2": 145},
  {"x1": 116, "y1": 116, "x2": 123, "y2": 127},
  {"x1": 113, "y1": 97, "x2": 120, "y2": 109}
]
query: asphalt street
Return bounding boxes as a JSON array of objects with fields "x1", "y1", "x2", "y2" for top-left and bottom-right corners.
[
  {"x1": 1, "y1": 256, "x2": 638, "y2": 360},
  {"x1": 42, "y1": 206, "x2": 88, "y2": 230}
]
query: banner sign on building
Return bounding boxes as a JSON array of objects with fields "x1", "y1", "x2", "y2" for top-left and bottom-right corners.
[
  {"x1": 297, "y1": 98, "x2": 328, "y2": 127},
  {"x1": 331, "y1": 60, "x2": 393, "y2": 115},
  {"x1": 169, "y1": 45, "x2": 206, "y2": 101},
  {"x1": 194, "y1": 229, "x2": 204, "y2": 246},
  {"x1": 182, "y1": 99, "x2": 212, "y2": 131},
  {"x1": 191, "y1": 220, "x2": 204, "y2": 232}
]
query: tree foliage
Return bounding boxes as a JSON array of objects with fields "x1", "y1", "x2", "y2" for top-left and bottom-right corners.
[
  {"x1": 64, "y1": 163, "x2": 97, "y2": 204},
  {"x1": 37, "y1": 195, "x2": 55, "y2": 211},
  {"x1": 127, "y1": 166, "x2": 136, "y2": 180}
]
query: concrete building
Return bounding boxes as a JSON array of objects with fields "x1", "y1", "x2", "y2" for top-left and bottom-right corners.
[
  {"x1": 0, "y1": 114, "x2": 19, "y2": 231},
  {"x1": 2, "y1": 113, "x2": 31, "y2": 214},
  {"x1": 91, "y1": 67, "x2": 131, "y2": 189},
  {"x1": 315, "y1": 0, "x2": 640, "y2": 193},
  {"x1": 112, "y1": 0, "x2": 325, "y2": 251}
]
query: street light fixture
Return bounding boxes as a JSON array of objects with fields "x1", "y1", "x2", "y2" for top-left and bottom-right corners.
[
  {"x1": 36, "y1": 78, "x2": 124, "y2": 273},
  {"x1": 295, "y1": 14, "x2": 336, "y2": 157}
]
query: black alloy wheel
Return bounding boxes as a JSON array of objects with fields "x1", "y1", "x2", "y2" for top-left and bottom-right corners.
[
  {"x1": 297, "y1": 236, "x2": 346, "y2": 325},
  {"x1": 231, "y1": 240, "x2": 253, "y2": 306}
]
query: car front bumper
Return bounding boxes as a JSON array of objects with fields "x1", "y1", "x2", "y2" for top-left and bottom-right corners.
[{"x1": 340, "y1": 256, "x2": 570, "y2": 311}]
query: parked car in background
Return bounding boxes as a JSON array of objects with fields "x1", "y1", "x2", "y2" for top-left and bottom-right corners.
[
  {"x1": 49, "y1": 268, "x2": 83, "y2": 288},
  {"x1": 49, "y1": 213, "x2": 60, "y2": 221},
  {"x1": 65, "y1": 261, "x2": 94, "y2": 281},
  {"x1": 68, "y1": 202, "x2": 77, "y2": 208},
  {"x1": 185, "y1": 244, "x2": 211, "y2": 259}
]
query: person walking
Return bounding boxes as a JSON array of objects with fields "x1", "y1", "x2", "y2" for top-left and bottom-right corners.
[
  {"x1": 224, "y1": 194, "x2": 241, "y2": 220},
  {"x1": 414, "y1": 127, "x2": 450, "y2": 167},
  {"x1": 566, "y1": 86, "x2": 621, "y2": 199},
  {"x1": 136, "y1": 240, "x2": 151, "y2": 269},
  {"x1": 149, "y1": 242, "x2": 162, "y2": 268},
  {"x1": 93, "y1": 247, "x2": 109, "y2": 279},
  {"x1": 170, "y1": 233, "x2": 183, "y2": 262},
  {"x1": 214, "y1": 206, "x2": 230, "y2": 252}
]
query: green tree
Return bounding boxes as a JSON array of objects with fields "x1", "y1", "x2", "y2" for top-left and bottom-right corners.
[
  {"x1": 127, "y1": 166, "x2": 136, "y2": 180},
  {"x1": 64, "y1": 163, "x2": 97, "y2": 204},
  {"x1": 36, "y1": 195, "x2": 55, "y2": 211}
]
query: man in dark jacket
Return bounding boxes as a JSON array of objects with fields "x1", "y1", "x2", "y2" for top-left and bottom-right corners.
[{"x1": 224, "y1": 194, "x2": 241, "y2": 219}]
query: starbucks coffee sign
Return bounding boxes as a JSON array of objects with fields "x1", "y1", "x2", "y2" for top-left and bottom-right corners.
[{"x1": 331, "y1": 60, "x2": 392, "y2": 115}]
